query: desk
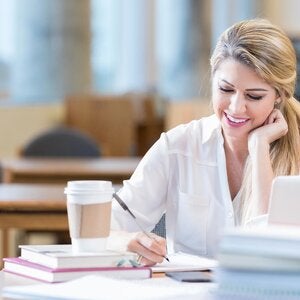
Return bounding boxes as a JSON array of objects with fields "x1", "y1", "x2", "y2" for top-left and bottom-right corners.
[
  {"x1": 0, "y1": 157, "x2": 140, "y2": 184},
  {"x1": 0, "y1": 184, "x2": 68, "y2": 263}
]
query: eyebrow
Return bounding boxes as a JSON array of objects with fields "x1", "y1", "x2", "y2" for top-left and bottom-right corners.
[{"x1": 220, "y1": 79, "x2": 269, "y2": 92}]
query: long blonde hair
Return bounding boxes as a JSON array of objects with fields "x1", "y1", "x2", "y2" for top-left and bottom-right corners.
[{"x1": 210, "y1": 19, "x2": 300, "y2": 223}]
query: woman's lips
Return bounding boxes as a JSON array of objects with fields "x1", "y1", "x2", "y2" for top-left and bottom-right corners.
[{"x1": 224, "y1": 112, "x2": 249, "y2": 127}]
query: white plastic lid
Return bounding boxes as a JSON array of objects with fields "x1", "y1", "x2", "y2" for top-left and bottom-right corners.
[{"x1": 64, "y1": 180, "x2": 114, "y2": 194}]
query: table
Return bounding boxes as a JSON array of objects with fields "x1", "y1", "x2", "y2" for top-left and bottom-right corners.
[
  {"x1": 0, "y1": 184, "x2": 68, "y2": 263},
  {"x1": 0, "y1": 182, "x2": 123, "y2": 264},
  {"x1": 0, "y1": 157, "x2": 141, "y2": 184}
]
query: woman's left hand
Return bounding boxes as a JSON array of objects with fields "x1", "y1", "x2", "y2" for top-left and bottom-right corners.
[{"x1": 248, "y1": 108, "x2": 288, "y2": 149}]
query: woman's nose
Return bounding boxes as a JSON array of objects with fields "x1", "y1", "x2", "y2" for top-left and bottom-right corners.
[{"x1": 228, "y1": 93, "x2": 246, "y2": 114}]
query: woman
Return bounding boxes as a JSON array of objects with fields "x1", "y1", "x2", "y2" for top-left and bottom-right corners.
[{"x1": 111, "y1": 19, "x2": 300, "y2": 265}]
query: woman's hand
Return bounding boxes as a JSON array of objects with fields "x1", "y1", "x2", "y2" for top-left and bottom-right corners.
[
  {"x1": 248, "y1": 108, "x2": 288, "y2": 151},
  {"x1": 127, "y1": 232, "x2": 167, "y2": 266}
]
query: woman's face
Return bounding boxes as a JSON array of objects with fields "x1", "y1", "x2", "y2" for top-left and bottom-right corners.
[{"x1": 212, "y1": 59, "x2": 279, "y2": 141}]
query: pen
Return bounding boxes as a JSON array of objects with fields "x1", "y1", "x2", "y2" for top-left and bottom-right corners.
[{"x1": 112, "y1": 193, "x2": 169, "y2": 262}]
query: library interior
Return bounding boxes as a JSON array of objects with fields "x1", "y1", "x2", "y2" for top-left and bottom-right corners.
[{"x1": 0, "y1": 1, "x2": 300, "y2": 299}]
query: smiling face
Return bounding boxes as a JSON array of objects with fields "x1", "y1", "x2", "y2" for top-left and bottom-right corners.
[{"x1": 212, "y1": 59, "x2": 279, "y2": 141}]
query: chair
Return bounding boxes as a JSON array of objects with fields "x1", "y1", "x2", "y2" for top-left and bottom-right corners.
[
  {"x1": 20, "y1": 126, "x2": 100, "y2": 246},
  {"x1": 22, "y1": 127, "x2": 101, "y2": 158},
  {"x1": 165, "y1": 99, "x2": 212, "y2": 130},
  {"x1": 65, "y1": 94, "x2": 136, "y2": 156}
]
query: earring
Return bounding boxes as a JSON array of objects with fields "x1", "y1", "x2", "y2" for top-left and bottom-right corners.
[{"x1": 274, "y1": 102, "x2": 281, "y2": 109}]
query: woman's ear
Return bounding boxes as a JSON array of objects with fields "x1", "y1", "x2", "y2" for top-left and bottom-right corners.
[
  {"x1": 274, "y1": 89, "x2": 283, "y2": 109},
  {"x1": 274, "y1": 94, "x2": 283, "y2": 109},
  {"x1": 274, "y1": 101, "x2": 281, "y2": 109}
]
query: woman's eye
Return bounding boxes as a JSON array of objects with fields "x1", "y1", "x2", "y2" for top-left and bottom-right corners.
[
  {"x1": 247, "y1": 94, "x2": 263, "y2": 101},
  {"x1": 219, "y1": 87, "x2": 233, "y2": 93}
]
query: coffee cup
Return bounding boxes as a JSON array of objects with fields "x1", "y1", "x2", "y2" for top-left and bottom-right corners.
[{"x1": 64, "y1": 180, "x2": 114, "y2": 253}]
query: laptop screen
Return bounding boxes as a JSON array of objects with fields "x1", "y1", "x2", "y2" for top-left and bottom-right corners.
[{"x1": 268, "y1": 176, "x2": 300, "y2": 226}]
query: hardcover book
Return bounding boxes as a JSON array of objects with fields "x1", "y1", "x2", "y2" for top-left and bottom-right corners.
[
  {"x1": 19, "y1": 244, "x2": 138, "y2": 269},
  {"x1": 3, "y1": 257, "x2": 152, "y2": 283}
]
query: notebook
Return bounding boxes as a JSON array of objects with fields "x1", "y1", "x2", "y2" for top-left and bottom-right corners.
[
  {"x1": 268, "y1": 176, "x2": 300, "y2": 226},
  {"x1": 151, "y1": 252, "x2": 217, "y2": 273}
]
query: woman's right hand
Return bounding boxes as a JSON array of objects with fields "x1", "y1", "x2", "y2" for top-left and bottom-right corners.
[{"x1": 127, "y1": 232, "x2": 167, "y2": 266}]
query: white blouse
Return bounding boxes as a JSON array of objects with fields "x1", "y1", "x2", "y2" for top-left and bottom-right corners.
[{"x1": 111, "y1": 115, "x2": 247, "y2": 258}]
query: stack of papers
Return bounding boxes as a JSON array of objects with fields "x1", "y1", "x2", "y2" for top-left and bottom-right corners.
[{"x1": 214, "y1": 225, "x2": 300, "y2": 299}]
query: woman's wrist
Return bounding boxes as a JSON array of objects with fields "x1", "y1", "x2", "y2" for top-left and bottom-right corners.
[{"x1": 248, "y1": 135, "x2": 270, "y2": 158}]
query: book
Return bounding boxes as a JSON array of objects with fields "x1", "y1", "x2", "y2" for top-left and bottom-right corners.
[
  {"x1": 215, "y1": 268, "x2": 300, "y2": 299},
  {"x1": 214, "y1": 225, "x2": 300, "y2": 298},
  {"x1": 3, "y1": 257, "x2": 152, "y2": 283},
  {"x1": 151, "y1": 252, "x2": 218, "y2": 273},
  {"x1": 19, "y1": 244, "x2": 138, "y2": 269},
  {"x1": 217, "y1": 225, "x2": 300, "y2": 272},
  {"x1": 218, "y1": 251, "x2": 300, "y2": 272},
  {"x1": 219, "y1": 225, "x2": 300, "y2": 260}
]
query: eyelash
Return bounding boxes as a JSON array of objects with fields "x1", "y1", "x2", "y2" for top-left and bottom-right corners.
[{"x1": 219, "y1": 87, "x2": 263, "y2": 101}]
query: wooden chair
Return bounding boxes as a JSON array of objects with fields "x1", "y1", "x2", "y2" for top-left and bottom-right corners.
[
  {"x1": 127, "y1": 92, "x2": 164, "y2": 156},
  {"x1": 65, "y1": 94, "x2": 136, "y2": 157},
  {"x1": 164, "y1": 99, "x2": 212, "y2": 130}
]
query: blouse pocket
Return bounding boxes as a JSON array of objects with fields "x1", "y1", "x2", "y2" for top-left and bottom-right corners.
[{"x1": 174, "y1": 191, "x2": 209, "y2": 255}]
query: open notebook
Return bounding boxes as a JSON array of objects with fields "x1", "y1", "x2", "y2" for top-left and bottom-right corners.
[{"x1": 268, "y1": 176, "x2": 300, "y2": 226}]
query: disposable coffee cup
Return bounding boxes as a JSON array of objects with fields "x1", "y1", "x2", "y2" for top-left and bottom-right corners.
[{"x1": 64, "y1": 180, "x2": 114, "y2": 253}]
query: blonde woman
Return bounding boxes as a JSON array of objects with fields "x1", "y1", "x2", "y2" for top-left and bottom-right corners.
[{"x1": 111, "y1": 19, "x2": 300, "y2": 265}]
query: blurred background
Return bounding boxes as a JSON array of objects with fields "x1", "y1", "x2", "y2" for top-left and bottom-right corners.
[
  {"x1": 0, "y1": 0, "x2": 299, "y2": 158},
  {"x1": 0, "y1": 0, "x2": 300, "y2": 262}
]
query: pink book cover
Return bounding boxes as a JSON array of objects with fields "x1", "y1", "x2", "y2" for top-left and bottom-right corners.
[{"x1": 3, "y1": 257, "x2": 152, "y2": 283}]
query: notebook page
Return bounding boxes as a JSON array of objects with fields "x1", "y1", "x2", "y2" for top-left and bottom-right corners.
[
  {"x1": 3, "y1": 275, "x2": 215, "y2": 300},
  {"x1": 152, "y1": 252, "x2": 218, "y2": 273}
]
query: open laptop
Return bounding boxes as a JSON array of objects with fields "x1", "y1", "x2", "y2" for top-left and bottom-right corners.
[{"x1": 268, "y1": 176, "x2": 300, "y2": 226}]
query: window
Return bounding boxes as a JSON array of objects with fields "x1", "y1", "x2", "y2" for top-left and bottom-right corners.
[{"x1": 0, "y1": 0, "x2": 16, "y2": 101}]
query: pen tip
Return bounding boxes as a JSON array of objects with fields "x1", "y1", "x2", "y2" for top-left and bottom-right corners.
[{"x1": 165, "y1": 256, "x2": 170, "y2": 262}]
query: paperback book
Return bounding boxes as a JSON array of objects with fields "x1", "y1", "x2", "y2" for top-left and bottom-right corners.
[
  {"x1": 19, "y1": 244, "x2": 137, "y2": 269},
  {"x1": 3, "y1": 257, "x2": 152, "y2": 283}
]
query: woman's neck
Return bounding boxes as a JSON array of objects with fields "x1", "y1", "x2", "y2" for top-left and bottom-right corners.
[
  {"x1": 223, "y1": 135, "x2": 249, "y2": 200},
  {"x1": 223, "y1": 135, "x2": 249, "y2": 163}
]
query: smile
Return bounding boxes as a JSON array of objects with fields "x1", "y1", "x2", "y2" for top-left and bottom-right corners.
[{"x1": 224, "y1": 112, "x2": 249, "y2": 125}]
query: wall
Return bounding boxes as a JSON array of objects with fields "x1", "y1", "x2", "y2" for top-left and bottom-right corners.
[{"x1": 0, "y1": 103, "x2": 64, "y2": 158}]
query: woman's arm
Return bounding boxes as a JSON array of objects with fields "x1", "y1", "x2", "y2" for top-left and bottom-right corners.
[
  {"x1": 248, "y1": 108, "x2": 288, "y2": 215},
  {"x1": 110, "y1": 132, "x2": 170, "y2": 265}
]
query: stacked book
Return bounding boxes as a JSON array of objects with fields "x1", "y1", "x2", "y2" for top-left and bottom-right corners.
[
  {"x1": 3, "y1": 244, "x2": 152, "y2": 283},
  {"x1": 214, "y1": 225, "x2": 300, "y2": 300}
]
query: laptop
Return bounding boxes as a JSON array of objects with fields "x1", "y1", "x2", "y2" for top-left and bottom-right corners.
[{"x1": 268, "y1": 176, "x2": 300, "y2": 226}]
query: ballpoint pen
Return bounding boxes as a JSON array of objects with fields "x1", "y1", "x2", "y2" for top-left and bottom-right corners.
[{"x1": 112, "y1": 193, "x2": 169, "y2": 262}]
